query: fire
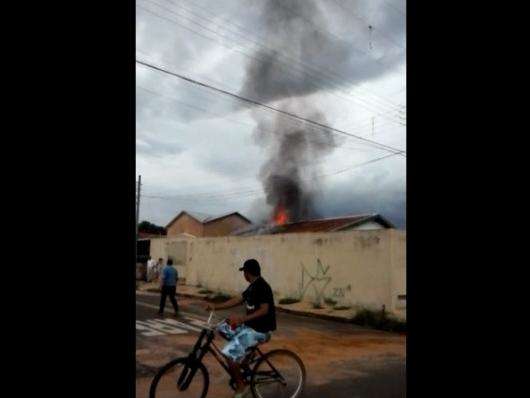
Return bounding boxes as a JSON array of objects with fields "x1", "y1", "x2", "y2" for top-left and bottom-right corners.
[{"x1": 273, "y1": 205, "x2": 288, "y2": 225}]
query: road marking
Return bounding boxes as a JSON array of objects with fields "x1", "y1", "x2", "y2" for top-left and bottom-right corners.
[
  {"x1": 135, "y1": 321, "x2": 165, "y2": 336},
  {"x1": 136, "y1": 300, "x2": 211, "y2": 336},
  {"x1": 137, "y1": 319, "x2": 188, "y2": 335}
]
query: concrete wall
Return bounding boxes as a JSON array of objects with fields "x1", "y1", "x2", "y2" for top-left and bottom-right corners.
[
  {"x1": 184, "y1": 229, "x2": 406, "y2": 319},
  {"x1": 149, "y1": 235, "x2": 194, "y2": 280},
  {"x1": 203, "y1": 215, "x2": 251, "y2": 237},
  {"x1": 390, "y1": 229, "x2": 406, "y2": 319},
  {"x1": 167, "y1": 214, "x2": 204, "y2": 237}
]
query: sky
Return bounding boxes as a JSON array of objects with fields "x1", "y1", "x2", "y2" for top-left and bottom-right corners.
[{"x1": 136, "y1": 0, "x2": 406, "y2": 228}]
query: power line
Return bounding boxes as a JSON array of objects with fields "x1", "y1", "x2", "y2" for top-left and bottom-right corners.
[
  {"x1": 138, "y1": 64, "x2": 403, "y2": 143},
  {"x1": 136, "y1": 58, "x2": 406, "y2": 156},
  {"x1": 137, "y1": 2, "x2": 405, "y2": 130},
  {"x1": 329, "y1": 0, "x2": 405, "y2": 51},
  {"x1": 272, "y1": 0, "x2": 402, "y2": 80},
  {"x1": 381, "y1": 0, "x2": 406, "y2": 17},
  {"x1": 137, "y1": 84, "x2": 401, "y2": 153},
  {"x1": 164, "y1": 0, "x2": 406, "y2": 117},
  {"x1": 136, "y1": 20, "x2": 405, "y2": 139},
  {"x1": 137, "y1": 1, "x2": 405, "y2": 127},
  {"x1": 140, "y1": 151, "x2": 404, "y2": 202}
]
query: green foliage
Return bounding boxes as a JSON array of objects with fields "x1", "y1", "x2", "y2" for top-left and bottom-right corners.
[
  {"x1": 138, "y1": 220, "x2": 166, "y2": 235},
  {"x1": 333, "y1": 305, "x2": 352, "y2": 311},
  {"x1": 198, "y1": 289, "x2": 213, "y2": 294},
  {"x1": 351, "y1": 308, "x2": 406, "y2": 332},
  {"x1": 279, "y1": 297, "x2": 301, "y2": 305},
  {"x1": 324, "y1": 297, "x2": 338, "y2": 306}
]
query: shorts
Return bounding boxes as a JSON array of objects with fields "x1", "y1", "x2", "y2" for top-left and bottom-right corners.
[{"x1": 217, "y1": 322, "x2": 270, "y2": 363}]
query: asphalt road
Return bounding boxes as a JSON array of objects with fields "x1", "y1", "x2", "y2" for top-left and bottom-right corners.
[{"x1": 136, "y1": 292, "x2": 406, "y2": 398}]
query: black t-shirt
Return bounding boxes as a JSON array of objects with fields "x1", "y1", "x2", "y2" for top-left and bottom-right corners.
[{"x1": 242, "y1": 277, "x2": 277, "y2": 333}]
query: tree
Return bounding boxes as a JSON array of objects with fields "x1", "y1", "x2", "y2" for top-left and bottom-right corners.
[{"x1": 138, "y1": 220, "x2": 166, "y2": 235}]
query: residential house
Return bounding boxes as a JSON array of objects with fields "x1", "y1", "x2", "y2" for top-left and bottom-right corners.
[{"x1": 165, "y1": 211, "x2": 252, "y2": 237}]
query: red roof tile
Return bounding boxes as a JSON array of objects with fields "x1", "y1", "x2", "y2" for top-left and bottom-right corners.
[{"x1": 269, "y1": 214, "x2": 393, "y2": 234}]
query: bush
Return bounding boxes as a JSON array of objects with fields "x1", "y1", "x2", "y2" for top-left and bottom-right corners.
[
  {"x1": 352, "y1": 308, "x2": 379, "y2": 326},
  {"x1": 324, "y1": 297, "x2": 338, "y2": 306},
  {"x1": 198, "y1": 289, "x2": 213, "y2": 294},
  {"x1": 278, "y1": 297, "x2": 301, "y2": 305},
  {"x1": 351, "y1": 308, "x2": 406, "y2": 332},
  {"x1": 333, "y1": 305, "x2": 352, "y2": 311},
  {"x1": 312, "y1": 302, "x2": 324, "y2": 309}
]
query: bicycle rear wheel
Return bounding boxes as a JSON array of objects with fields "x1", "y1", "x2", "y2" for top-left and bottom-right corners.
[
  {"x1": 250, "y1": 350, "x2": 306, "y2": 398},
  {"x1": 149, "y1": 357, "x2": 209, "y2": 398}
]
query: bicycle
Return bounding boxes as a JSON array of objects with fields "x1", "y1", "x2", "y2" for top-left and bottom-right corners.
[{"x1": 149, "y1": 311, "x2": 306, "y2": 398}]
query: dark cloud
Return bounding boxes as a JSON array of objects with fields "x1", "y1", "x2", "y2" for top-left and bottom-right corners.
[
  {"x1": 239, "y1": 0, "x2": 405, "y2": 105},
  {"x1": 313, "y1": 183, "x2": 406, "y2": 229},
  {"x1": 136, "y1": 0, "x2": 406, "y2": 227}
]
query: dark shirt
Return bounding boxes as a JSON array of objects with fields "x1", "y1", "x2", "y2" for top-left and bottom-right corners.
[{"x1": 242, "y1": 277, "x2": 277, "y2": 333}]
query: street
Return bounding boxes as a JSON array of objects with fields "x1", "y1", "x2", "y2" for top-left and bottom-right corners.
[{"x1": 136, "y1": 291, "x2": 406, "y2": 398}]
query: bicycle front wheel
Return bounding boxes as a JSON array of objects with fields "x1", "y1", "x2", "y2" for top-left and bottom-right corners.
[
  {"x1": 149, "y1": 357, "x2": 209, "y2": 398},
  {"x1": 250, "y1": 349, "x2": 306, "y2": 398}
]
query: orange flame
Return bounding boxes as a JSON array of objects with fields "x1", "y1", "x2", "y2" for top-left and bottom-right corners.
[{"x1": 273, "y1": 205, "x2": 288, "y2": 225}]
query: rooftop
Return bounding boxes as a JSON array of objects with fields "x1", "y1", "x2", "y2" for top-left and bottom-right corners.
[
  {"x1": 166, "y1": 210, "x2": 252, "y2": 228},
  {"x1": 233, "y1": 214, "x2": 394, "y2": 236}
]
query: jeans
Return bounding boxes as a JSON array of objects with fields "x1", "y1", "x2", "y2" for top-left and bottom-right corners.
[{"x1": 159, "y1": 285, "x2": 179, "y2": 314}]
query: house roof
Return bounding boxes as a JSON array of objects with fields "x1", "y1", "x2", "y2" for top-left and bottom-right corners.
[
  {"x1": 233, "y1": 214, "x2": 393, "y2": 236},
  {"x1": 166, "y1": 210, "x2": 252, "y2": 228},
  {"x1": 165, "y1": 211, "x2": 210, "y2": 228},
  {"x1": 203, "y1": 212, "x2": 252, "y2": 225}
]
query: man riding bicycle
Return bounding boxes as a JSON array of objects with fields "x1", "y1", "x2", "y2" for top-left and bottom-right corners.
[{"x1": 205, "y1": 258, "x2": 276, "y2": 398}]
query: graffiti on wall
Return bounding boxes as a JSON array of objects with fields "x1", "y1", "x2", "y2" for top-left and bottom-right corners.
[
  {"x1": 298, "y1": 258, "x2": 332, "y2": 303},
  {"x1": 332, "y1": 285, "x2": 352, "y2": 298},
  {"x1": 298, "y1": 259, "x2": 353, "y2": 305}
]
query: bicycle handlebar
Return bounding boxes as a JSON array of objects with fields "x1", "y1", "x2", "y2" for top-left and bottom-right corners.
[{"x1": 206, "y1": 310, "x2": 225, "y2": 330}]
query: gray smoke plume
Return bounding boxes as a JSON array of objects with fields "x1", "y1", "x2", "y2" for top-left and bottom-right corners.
[
  {"x1": 240, "y1": 0, "x2": 403, "y2": 103},
  {"x1": 240, "y1": 0, "x2": 404, "y2": 223},
  {"x1": 253, "y1": 99, "x2": 335, "y2": 222}
]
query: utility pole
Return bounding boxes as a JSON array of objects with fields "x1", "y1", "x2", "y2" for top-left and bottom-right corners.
[{"x1": 136, "y1": 175, "x2": 141, "y2": 241}]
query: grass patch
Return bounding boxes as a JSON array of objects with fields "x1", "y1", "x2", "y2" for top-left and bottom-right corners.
[
  {"x1": 333, "y1": 305, "x2": 352, "y2": 311},
  {"x1": 278, "y1": 297, "x2": 301, "y2": 305},
  {"x1": 351, "y1": 308, "x2": 406, "y2": 332},
  {"x1": 198, "y1": 289, "x2": 213, "y2": 294},
  {"x1": 311, "y1": 302, "x2": 324, "y2": 309},
  {"x1": 324, "y1": 297, "x2": 338, "y2": 306}
]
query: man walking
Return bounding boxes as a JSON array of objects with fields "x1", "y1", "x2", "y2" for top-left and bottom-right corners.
[
  {"x1": 158, "y1": 258, "x2": 179, "y2": 316},
  {"x1": 205, "y1": 259, "x2": 276, "y2": 398}
]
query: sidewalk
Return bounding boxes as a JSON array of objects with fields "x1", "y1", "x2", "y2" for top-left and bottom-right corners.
[{"x1": 136, "y1": 281, "x2": 360, "y2": 324}]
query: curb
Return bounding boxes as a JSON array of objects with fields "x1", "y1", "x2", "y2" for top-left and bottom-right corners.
[
  {"x1": 275, "y1": 305, "x2": 353, "y2": 323},
  {"x1": 174, "y1": 291, "x2": 354, "y2": 324},
  {"x1": 177, "y1": 292, "x2": 208, "y2": 300}
]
